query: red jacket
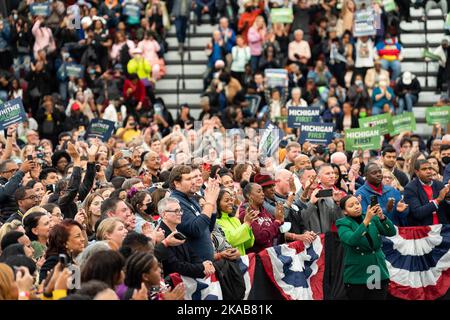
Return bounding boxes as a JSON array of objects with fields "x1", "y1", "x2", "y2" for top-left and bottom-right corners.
[
  {"x1": 123, "y1": 79, "x2": 146, "y2": 103},
  {"x1": 239, "y1": 201, "x2": 281, "y2": 253}
]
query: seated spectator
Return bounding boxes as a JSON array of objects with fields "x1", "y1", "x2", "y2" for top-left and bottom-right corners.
[
  {"x1": 195, "y1": 0, "x2": 217, "y2": 25},
  {"x1": 371, "y1": 76, "x2": 395, "y2": 115},
  {"x1": 375, "y1": 33, "x2": 403, "y2": 82},
  {"x1": 365, "y1": 60, "x2": 390, "y2": 95},
  {"x1": 288, "y1": 29, "x2": 311, "y2": 66},
  {"x1": 395, "y1": 71, "x2": 421, "y2": 113}
]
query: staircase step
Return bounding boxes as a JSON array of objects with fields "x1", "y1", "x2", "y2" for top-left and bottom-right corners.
[
  {"x1": 166, "y1": 64, "x2": 207, "y2": 76},
  {"x1": 418, "y1": 91, "x2": 442, "y2": 104},
  {"x1": 400, "y1": 33, "x2": 449, "y2": 45},
  {"x1": 167, "y1": 36, "x2": 211, "y2": 48},
  {"x1": 156, "y1": 78, "x2": 204, "y2": 90},
  {"x1": 165, "y1": 60, "x2": 207, "y2": 65},
  {"x1": 410, "y1": 7, "x2": 445, "y2": 18},
  {"x1": 400, "y1": 19, "x2": 446, "y2": 32},
  {"x1": 169, "y1": 24, "x2": 217, "y2": 35},
  {"x1": 158, "y1": 93, "x2": 202, "y2": 105},
  {"x1": 401, "y1": 61, "x2": 440, "y2": 73},
  {"x1": 165, "y1": 50, "x2": 207, "y2": 62},
  {"x1": 156, "y1": 88, "x2": 203, "y2": 94},
  {"x1": 168, "y1": 45, "x2": 205, "y2": 51},
  {"x1": 417, "y1": 76, "x2": 438, "y2": 88}
]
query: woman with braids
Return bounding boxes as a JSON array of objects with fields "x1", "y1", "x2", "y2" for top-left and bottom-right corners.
[{"x1": 123, "y1": 251, "x2": 185, "y2": 300}]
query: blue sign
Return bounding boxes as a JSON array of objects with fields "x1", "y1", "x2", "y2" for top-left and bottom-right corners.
[
  {"x1": 123, "y1": 4, "x2": 141, "y2": 24},
  {"x1": 299, "y1": 122, "x2": 334, "y2": 145},
  {"x1": 87, "y1": 119, "x2": 116, "y2": 142},
  {"x1": 0, "y1": 99, "x2": 27, "y2": 130},
  {"x1": 287, "y1": 107, "x2": 321, "y2": 128},
  {"x1": 30, "y1": 2, "x2": 51, "y2": 16},
  {"x1": 66, "y1": 63, "x2": 85, "y2": 78}
]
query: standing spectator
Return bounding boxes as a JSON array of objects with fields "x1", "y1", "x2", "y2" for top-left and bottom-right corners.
[
  {"x1": 395, "y1": 71, "x2": 421, "y2": 113},
  {"x1": 230, "y1": 35, "x2": 251, "y2": 85},
  {"x1": 31, "y1": 17, "x2": 56, "y2": 60},
  {"x1": 337, "y1": 195, "x2": 395, "y2": 300},
  {"x1": 218, "y1": 17, "x2": 236, "y2": 55},
  {"x1": 168, "y1": 165, "x2": 220, "y2": 262},
  {"x1": 172, "y1": 0, "x2": 192, "y2": 53},
  {"x1": 238, "y1": 1, "x2": 263, "y2": 43},
  {"x1": 354, "y1": 36, "x2": 375, "y2": 78},
  {"x1": 10, "y1": 17, "x2": 32, "y2": 78},
  {"x1": 138, "y1": 31, "x2": 165, "y2": 80},
  {"x1": 355, "y1": 162, "x2": 409, "y2": 226},
  {"x1": 404, "y1": 160, "x2": 450, "y2": 226},
  {"x1": 247, "y1": 16, "x2": 266, "y2": 72},
  {"x1": 288, "y1": 29, "x2": 311, "y2": 66},
  {"x1": 381, "y1": 146, "x2": 410, "y2": 187}
]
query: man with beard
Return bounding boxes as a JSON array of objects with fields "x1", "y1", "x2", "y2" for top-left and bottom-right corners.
[
  {"x1": 356, "y1": 163, "x2": 409, "y2": 226},
  {"x1": 404, "y1": 160, "x2": 450, "y2": 226},
  {"x1": 142, "y1": 151, "x2": 161, "y2": 184},
  {"x1": 381, "y1": 146, "x2": 409, "y2": 187}
]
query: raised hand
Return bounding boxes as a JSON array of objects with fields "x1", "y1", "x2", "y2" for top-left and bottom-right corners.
[
  {"x1": 163, "y1": 231, "x2": 186, "y2": 247},
  {"x1": 363, "y1": 205, "x2": 379, "y2": 226},
  {"x1": 132, "y1": 282, "x2": 149, "y2": 300},
  {"x1": 243, "y1": 208, "x2": 259, "y2": 226},
  {"x1": 396, "y1": 199, "x2": 408, "y2": 213},
  {"x1": 275, "y1": 202, "x2": 285, "y2": 224},
  {"x1": 162, "y1": 283, "x2": 185, "y2": 300}
]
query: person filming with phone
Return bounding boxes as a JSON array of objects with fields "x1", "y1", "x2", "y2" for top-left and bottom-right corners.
[
  {"x1": 336, "y1": 195, "x2": 396, "y2": 300},
  {"x1": 299, "y1": 164, "x2": 345, "y2": 234},
  {"x1": 355, "y1": 163, "x2": 409, "y2": 226}
]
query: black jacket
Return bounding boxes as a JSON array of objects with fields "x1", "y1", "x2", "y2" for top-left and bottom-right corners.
[
  {"x1": 57, "y1": 164, "x2": 95, "y2": 219},
  {"x1": 404, "y1": 178, "x2": 450, "y2": 226},
  {"x1": 335, "y1": 114, "x2": 359, "y2": 132},
  {"x1": 393, "y1": 168, "x2": 409, "y2": 188},
  {"x1": 0, "y1": 171, "x2": 25, "y2": 223},
  {"x1": 154, "y1": 221, "x2": 206, "y2": 279}
]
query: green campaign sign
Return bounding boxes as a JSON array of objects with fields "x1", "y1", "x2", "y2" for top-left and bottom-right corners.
[
  {"x1": 390, "y1": 112, "x2": 416, "y2": 135},
  {"x1": 358, "y1": 113, "x2": 393, "y2": 135},
  {"x1": 0, "y1": 98, "x2": 27, "y2": 130},
  {"x1": 425, "y1": 106, "x2": 450, "y2": 125},
  {"x1": 345, "y1": 127, "x2": 381, "y2": 151},
  {"x1": 271, "y1": 8, "x2": 294, "y2": 24}
]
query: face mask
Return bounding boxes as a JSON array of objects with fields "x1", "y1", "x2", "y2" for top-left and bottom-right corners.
[
  {"x1": 359, "y1": 111, "x2": 367, "y2": 118},
  {"x1": 144, "y1": 204, "x2": 153, "y2": 216},
  {"x1": 225, "y1": 163, "x2": 234, "y2": 169},
  {"x1": 442, "y1": 156, "x2": 450, "y2": 165},
  {"x1": 13, "y1": 14, "x2": 18, "y2": 20},
  {"x1": 379, "y1": 81, "x2": 387, "y2": 87},
  {"x1": 62, "y1": 52, "x2": 70, "y2": 59},
  {"x1": 355, "y1": 80, "x2": 363, "y2": 86}
]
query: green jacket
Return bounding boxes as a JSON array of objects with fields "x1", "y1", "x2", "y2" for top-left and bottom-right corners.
[
  {"x1": 336, "y1": 215, "x2": 396, "y2": 285},
  {"x1": 216, "y1": 212, "x2": 255, "y2": 256}
]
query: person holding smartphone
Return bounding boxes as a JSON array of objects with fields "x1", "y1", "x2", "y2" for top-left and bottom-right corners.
[
  {"x1": 355, "y1": 162, "x2": 409, "y2": 226},
  {"x1": 336, "y1": 195, "x2": 396, "y2": 300}
]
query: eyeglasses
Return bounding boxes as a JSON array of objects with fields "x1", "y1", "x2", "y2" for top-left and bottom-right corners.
[
  {"x1": 23, "y1": 195, "x2": 40, "y2": 200},
  {"x1": 165, "y1": 209, "x2": 183, "y2": 215},
  {"x1": 1, "y1": 168, "x2": 18, "y2": 174}
]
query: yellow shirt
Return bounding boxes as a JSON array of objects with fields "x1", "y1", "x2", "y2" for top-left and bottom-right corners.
[{"x1": 116, "y1": 128, "x2": 140, "y2": 143}]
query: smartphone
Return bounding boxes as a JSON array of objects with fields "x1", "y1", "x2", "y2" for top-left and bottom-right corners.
[
  {"x1": 59, "y1": 253, "x2": 68, "y2": 269},
  {"x1": 173, "y1": 232, "x2": 187, "y2": 241},
  {"x1": 46, "y1": 184, "x2": 54, "y2": 193},
  {"x1": 27, "y1": 155, "x2": 33, "y2": 161},
  {"x1": 316, "y1": 189, "x2": 333, "y2": 198},
  {"x1": 95, "y1": 164, "x2": 101, "y2": 172},
  {"x1": 121, "y1": 149, "x2": 131, "y2": 158},
  {"x1": 370, "y1": 195, "x2": 378, "y2": 207}
]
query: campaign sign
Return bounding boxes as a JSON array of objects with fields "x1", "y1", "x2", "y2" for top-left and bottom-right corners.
[
  {"x1": 271, "y1": 8, "x2": 294, "y2": 24},
  {"x1": 30, "y1": 2, "x2": 51, "y2": 16},
  {"x1": 87, "y1": 119, "x2": 116, "y2": 142},
  {"x1": 265, "y1": 69, "x2": 288, "y2": 88},
  {"x1": 287, "y1": 107, "x2": 320, "y2": 128},
  {"x1": 390, "y1": 112, "x2": 416, "y2": 135},
  {"x1": 299, "y1": 122, "x2": 334, "y2": 145},
  {"x1": 123, "y1": 4, "x2": 141, "y2": 20},
  {"x1": 425, "y1": 106, "x2": 450, "y2": 125},
  {"x1": 354, "y1": 9, "x2": 377, "y2": 37},
  {"x1": 66, "y1": 63, "x2": 85, "y2": 78},
  {"x1": 345, "y1": 127, "x2": 381, "y2": 151},
  {"x1": 358, "y1": 113, "x2": 393, "y2": 135},
  {"x1": 0, "y1": 98, "x2": 27, "y2": 130}
]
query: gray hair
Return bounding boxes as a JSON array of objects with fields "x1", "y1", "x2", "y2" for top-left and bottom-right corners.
[
  {"x1": 122, "y1": 178, "x2": 142, "y2": 190},
  {"x1": 158, "y1": 197, "x2": 180, "y2": 215}
]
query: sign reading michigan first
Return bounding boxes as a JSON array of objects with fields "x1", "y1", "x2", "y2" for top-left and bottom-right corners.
[{"x1": 0, "y1": 98, "x2": 27, "y2": 130}]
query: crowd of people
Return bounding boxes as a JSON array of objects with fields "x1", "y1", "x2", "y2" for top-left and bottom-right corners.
[{"x1": 0, "y1": 0, "x2": 449, "y2": 301}]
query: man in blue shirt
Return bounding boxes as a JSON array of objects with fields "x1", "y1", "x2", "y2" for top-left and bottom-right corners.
[
  {"x1": 355, "y1": 162, "x2": 409, "y2": 226},
  {"x1": 169, "y1": 165, "x2": 220, "y2": 262}
]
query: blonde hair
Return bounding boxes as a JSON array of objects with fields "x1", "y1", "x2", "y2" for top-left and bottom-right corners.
[
  {"x1": 0, "y1": 263, "x2": 16, "y2": 300},
  {"x1": 96, "y1": 218, "x2": 124, "y2": 241},
  {"x1": 382, "y1": 168, "x2": 403, "y2": 192},
  {"x1": 0, "y1": 220, "x2": 24, "y2": 245}
]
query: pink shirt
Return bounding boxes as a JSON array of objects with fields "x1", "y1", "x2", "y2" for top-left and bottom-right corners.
[
  {"x1": 247, "y1": 26, "x2": 266, "y2": 56},
  {"x1": 137, "y1": 39, "x2": 161, "y2": 66}
]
